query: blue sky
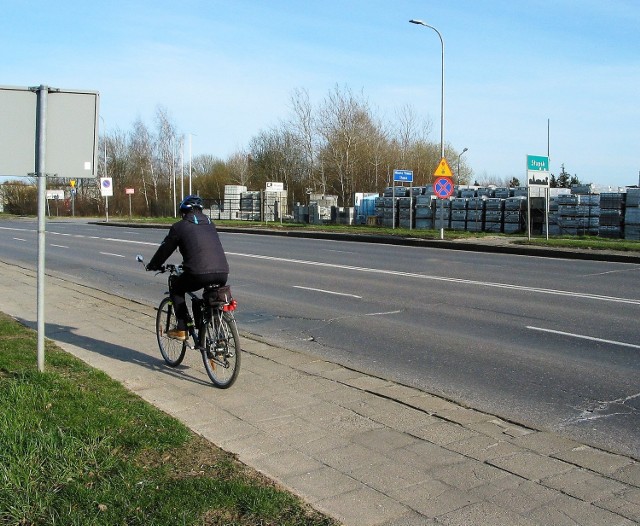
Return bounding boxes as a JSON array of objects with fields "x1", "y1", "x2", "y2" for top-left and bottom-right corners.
[{"x1": 2, "y1": 0, "x2": 638, "y2": 188}]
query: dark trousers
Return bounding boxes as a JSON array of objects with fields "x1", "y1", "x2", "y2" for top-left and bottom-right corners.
[{"x1": 170, "y1": 272, "x2": 228, "y2": 329}]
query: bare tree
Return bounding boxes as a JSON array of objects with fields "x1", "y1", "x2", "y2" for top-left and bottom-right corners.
[
  {"x1": 155, "y1": 106, "x2": 179, "y2": 216},
  {"x1": 288, "y1": 88, "x2": 317, "y2": 191},
  {"x1": 316, "y1": 85, "x2": 374, "y2": 205},
  {"x1": 129, "y1": 118, "x2": 156, "y2": 214}
]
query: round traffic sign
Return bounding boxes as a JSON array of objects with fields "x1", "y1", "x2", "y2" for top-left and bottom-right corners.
[{"x1": 433, "y1": 176, "x2": 454, "y2": 199}]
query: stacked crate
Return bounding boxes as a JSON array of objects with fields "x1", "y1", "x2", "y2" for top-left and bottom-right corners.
[
  {"x1": 433, "y1": 198, "x2": 451, "y2": 230},
  {"x1": 624, "y1": 188, "x2": 640, "y2": 240},
  {"x1": 333, "y1": 207, "x2": 356, "y2": 225},
  {"x1": 578, "y1": 194, "x2": 600, "y2": 235},
  {"x1": 264, "y1": 190, "x2": 287, "y2": 221},
  {"x1": 466, "y1": 196, "x2": 486, "y2": 232},
  {"x1": 239, "y1": 191, "x2": 261, "y2": 221},
  {"x1": 398, "y1": 197, "x2": 413, "y2": 229},
  {"x1": 484, "y1": 198, "x2": 504, "y2": 233},
  {"x1": 222, "y1": 185, "x2": 246, "y2": 219},
  {"x1": 599, "y1": 193, "x2": 625, "y2": 238},
  {"x1": 450, "y1": 197, "x2": 467, "y2": 231},
  {"x1": 557, "y1": 193, "x2": 600, "y2": 236},
  {"x1": 415, "y1": 195, "x2": 434, "y2": 229},
  {"x1": 556, "y1": 194, "x2": 580, "y2": 235},
  {"x1": 503, "y1": 196, "x2": 526, "y2": 234},
  {"x1": 544, "y1": 196, "x2": 561, "y2": 236}
]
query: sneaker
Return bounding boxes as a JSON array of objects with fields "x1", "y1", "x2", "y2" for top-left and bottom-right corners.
[{"x1": 167, "y1": 329, "x2": 187, "y2": 341}]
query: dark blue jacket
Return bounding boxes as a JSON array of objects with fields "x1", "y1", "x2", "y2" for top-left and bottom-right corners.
[{"x1": 148, "y1": 211, "x2": 229, "y2": 275}]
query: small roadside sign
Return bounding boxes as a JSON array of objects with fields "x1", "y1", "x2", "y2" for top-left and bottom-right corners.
[
  {"x1": 433, "y1": 176, "x2": 454, "y2": 199},
  {"x1": 125, "y1": 188, "x2": 135, "y2": 195},
  {"x1": 266, "y1": 181, "x2": 284, "y2": 192},
  {"x1": 433, "y1": 158, "x2": 453, "y2": 178},
  {"x1": 100, "y1": 177, "x2": 113, "y2": 197},
  {"x1": 393, "y1": 169, "x2": 413, "y2": 183},
  {"x1": 45, "y1": 189, "x2": 65, "y2": 200}
]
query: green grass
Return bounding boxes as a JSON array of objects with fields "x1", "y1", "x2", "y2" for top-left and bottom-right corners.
[
  {"x1": 514, "y1": 235, "x2": 640, "y2": 252},
  {"x1": 0, "y1": 313, "x2": 336, "y2": 526}
]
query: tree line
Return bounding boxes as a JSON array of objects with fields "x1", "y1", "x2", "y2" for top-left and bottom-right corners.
[{"x1": 1, "y1": 84, "x2": 580, "y2": 217}]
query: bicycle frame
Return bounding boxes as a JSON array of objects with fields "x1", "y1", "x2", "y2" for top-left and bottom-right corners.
[{"x1": 138, "y1": 255, "x2": 241, "y2": 388}]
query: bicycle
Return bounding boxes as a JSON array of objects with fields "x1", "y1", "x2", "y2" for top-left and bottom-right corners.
[{"x1": 137, "y1": 255, "x2": 241, "y2": 388}]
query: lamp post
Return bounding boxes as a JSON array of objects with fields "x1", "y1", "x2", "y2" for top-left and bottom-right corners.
[
  {"x1": 457, "y1": 147, "x2": 468, "y2": 179},
  {"x1": 411, "y1": 19, "x2": 446, "y2": 239},
  {"x1": 409, "y1": 19, "x2": 445, "y2": 160}
]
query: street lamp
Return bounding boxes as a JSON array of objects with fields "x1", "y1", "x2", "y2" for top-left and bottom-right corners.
[
  {"x1": 457, "y1": 147, "x2": 468, "y2": 179},
  {"x1": 409, "y1": 19, "x2": 445, "y2": 160}
]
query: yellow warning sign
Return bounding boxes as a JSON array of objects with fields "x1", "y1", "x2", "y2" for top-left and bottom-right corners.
[{"x1": 433, "y1": 158, "x2": 453, "y2": 178}]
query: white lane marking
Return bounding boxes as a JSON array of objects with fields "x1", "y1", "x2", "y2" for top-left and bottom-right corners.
[
  {"x1": 584, "y1": 267, "x2": 640, "y2": 276},
  {"x1": 527, "y1": 326, "x2": 640, "y2": 349},
  {"x1": 50, "y1": 244, "x2": 69, "y2": 248},
  {"x1": 99, "y1": 252, "x2": 126, "y2": 258},
  {"x1": 365, "y1": 310, "x2": 403, "y2": 316},
  {"x1": 229, "y1": 252, "x2": 640, "y2": 306},
  {"x1": 293, "y1": 285, "x2": 362, "y2": 298},
  {"x1": 13, "y1": 237, "x2": 27, "y2": 241}
]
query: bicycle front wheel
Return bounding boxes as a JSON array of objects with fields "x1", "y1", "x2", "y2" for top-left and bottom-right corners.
[
  {"x1": 202, "y1": 312, "x2": 241, "y2": 388},
  {"x1": 156, "y1": 297, "x2": 187, "y2": 367}
]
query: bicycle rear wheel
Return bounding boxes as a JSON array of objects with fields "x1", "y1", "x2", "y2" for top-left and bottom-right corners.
[
  {"x1": 156, "y1": 297, "x2": 187, "y2": 367},
  {"x1": 202, "y1": 312, "x2": 241, "y2": 388}
]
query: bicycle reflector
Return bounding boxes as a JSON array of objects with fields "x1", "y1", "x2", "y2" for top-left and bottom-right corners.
[{"x1": 223, "y1": 299, "x2": 237, "y2": 312}]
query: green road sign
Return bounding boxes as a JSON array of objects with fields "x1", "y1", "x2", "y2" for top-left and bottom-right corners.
[{"x1": 527, "y1": 155, "x2": 549, "y2": 172}]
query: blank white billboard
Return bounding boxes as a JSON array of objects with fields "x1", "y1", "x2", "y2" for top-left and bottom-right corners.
[{"x1": 0, "y1": 85, "x2": 99, "y2": 178}]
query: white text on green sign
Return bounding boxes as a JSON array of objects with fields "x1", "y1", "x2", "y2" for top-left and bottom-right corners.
[{"x1": 527, "y1": 155, "x2": 549, "y2": 172}]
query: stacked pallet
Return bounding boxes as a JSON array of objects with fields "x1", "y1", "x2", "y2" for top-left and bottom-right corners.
[
  {"x1": 433, "y1": 198, "x2": 451, "y2": 230},
  {"x1": 415, "y1": 195, "x2": 435, "y2": 229},
  {"x1": 484, "y1": 198, "x2": 504, "y2": 233},
  {"x1": 239, "y1": 191, "x2": 261, "y2": 221},
  {"x1": 599, "y1": 193, "x2": 625, "y2": 238},
  {"x1": 624, "y1": 189, "x2": 640, "y2": 240},
  {"x1": 503, "y1": 196, "x2": 526, "y2": 234},
  {"x1": 466, "y1": 196, "x2": 486, "y2": 232},
  {"x1": 450, "y1": 198, "x2": 467, "y2": 231},
  {"x1": 221, "y1": 185, "x2": 247, "y2": 220}
]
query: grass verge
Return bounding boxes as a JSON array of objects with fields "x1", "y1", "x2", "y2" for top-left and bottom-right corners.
[{"x1": 0, "y1": 312, "x2": 336, "y2": 526}]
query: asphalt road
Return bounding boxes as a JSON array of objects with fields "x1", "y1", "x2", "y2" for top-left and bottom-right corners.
[{"x1": 1, "y1": 217, "x2": 638, "y2": 459}]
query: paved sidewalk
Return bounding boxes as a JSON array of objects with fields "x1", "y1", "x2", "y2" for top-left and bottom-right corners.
[{"x1": 1, "y1": 259, "x2": 639, "y2": 525}]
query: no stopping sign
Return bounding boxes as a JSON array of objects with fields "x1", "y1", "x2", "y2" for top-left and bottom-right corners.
[{"x1": 433, "y1": 176, "x2": 454, "y2": 199}]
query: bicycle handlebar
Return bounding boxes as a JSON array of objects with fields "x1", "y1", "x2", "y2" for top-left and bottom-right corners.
[{"x1": 135, "y1": 255, "x2": 182, "y2": 275}]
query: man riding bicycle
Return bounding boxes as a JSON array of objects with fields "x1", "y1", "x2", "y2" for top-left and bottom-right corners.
[{"x1": 146, "y1": 195, "x2": 229, "y2": 341}]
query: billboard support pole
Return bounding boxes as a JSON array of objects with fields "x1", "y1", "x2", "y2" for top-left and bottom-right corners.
[{"x1": 35, "y1": 85, "x2": 48, "y2": 372}]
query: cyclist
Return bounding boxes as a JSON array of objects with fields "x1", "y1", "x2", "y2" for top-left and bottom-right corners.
[{"x1": 146, "y1": 195, "x2": 229, "y2": 340}]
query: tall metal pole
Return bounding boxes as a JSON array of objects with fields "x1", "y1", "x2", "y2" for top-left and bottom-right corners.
[
  {"x1": 180, "y1": 135, "x2": 184, "y2": 202},
  {"x1": 410, "y1": 19, "x2": 446, "y2": 239},
  {"x1": 189, "y1": 134, "x2": 193, "y2": 195},
  {"x1": 35, "y1": 85, "x2": 48, "y2": 372},
  {"x1": 410, "y1": 19, "x2": 445, "y2": 160}
]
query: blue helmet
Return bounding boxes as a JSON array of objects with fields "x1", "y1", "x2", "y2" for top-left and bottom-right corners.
[{"x1": 179, "y1": 195, "x2": 203, "y2": 213}]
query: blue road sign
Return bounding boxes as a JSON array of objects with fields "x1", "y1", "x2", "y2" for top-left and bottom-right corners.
[{"x1": 393, "y1": 169, "x2": 413, "y2": 183}]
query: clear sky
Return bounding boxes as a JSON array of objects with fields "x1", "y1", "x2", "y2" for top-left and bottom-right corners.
[{"x1": 2, "y1": 0, "x2": 638, "y2": 188}]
